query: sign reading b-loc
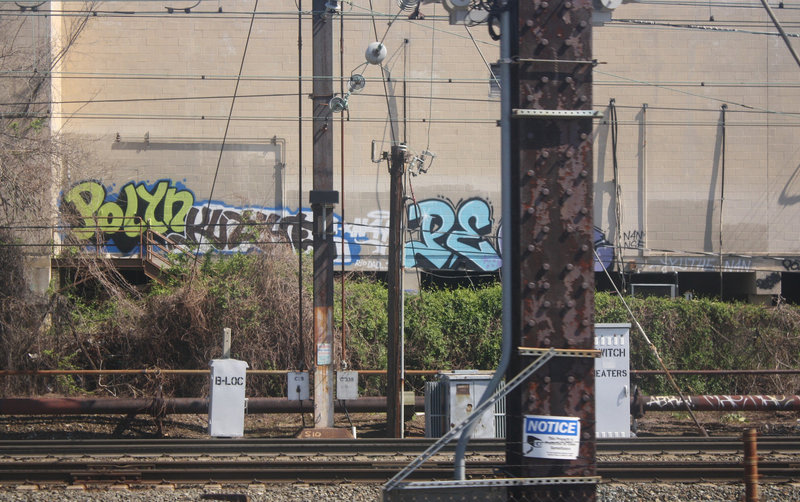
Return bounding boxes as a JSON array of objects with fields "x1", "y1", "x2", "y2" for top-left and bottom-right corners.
[
  {"x1": 522, "y1": 415, "x2": 581, "y2": 460},
  {"x1": 215, "y1": 376, "x2": 245, "y2": 386},
  {"x1": 208, "y1": 359, "x2": 249, "y2": 437}
]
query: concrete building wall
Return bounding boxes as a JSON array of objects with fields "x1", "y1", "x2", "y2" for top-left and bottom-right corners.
[
  {"x1": 593, "y1": 1, "x2": 800, "y2": 282},
  {"x1": 45, "y1": 0, "x2": 800, "y2": 294},
  {"x1": 54, "y1": 1, "x2": 502, "y2": 273}
]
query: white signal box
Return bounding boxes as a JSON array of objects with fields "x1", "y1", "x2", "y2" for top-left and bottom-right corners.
[
  {"x1": 594, "y1": 323, "x2": 632, "y2": 438},
  {"x1": 287, "y1": 371, "x2": 309, "y2": 401},
  {"x1": 336, "y1": 371, "x2": 359, "y2": 401},
  {"x1": 208, "y1": 359, "x2": 249, "y2": 437}
]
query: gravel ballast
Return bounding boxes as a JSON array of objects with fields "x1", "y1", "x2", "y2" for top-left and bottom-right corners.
[{"x1": 2, "y1": 483, "x2": 800, "y2": 501}]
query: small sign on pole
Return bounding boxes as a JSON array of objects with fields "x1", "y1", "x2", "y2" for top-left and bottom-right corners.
[
  {"x1": 288, "y1": 371, "x2": 309, "y2": 401},
  {"x1": 317, "y1": 342, "x2": 332, "y2": 366},
  {"x1": 522, "y1": 415, "x2": 580, "y2": 460},
  {"x1": 336, "y1": 371, "x2": 358, "y2": 401},
  {"x1": 222, "y1": 327, "x2": 232, "y2": 359}
]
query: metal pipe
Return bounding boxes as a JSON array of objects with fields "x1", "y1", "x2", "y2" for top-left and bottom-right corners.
[
  {"x1": 6, "y1": 368, "x2": 800, "y2": 377},
  {"x1": 640, "y1": 395, "x2": 800, "y2": 412},
  {"x1": 0, "y1": 369, "x2": 441, "y2": 376},
  {"x1": 633, "y1": 369, "x2": 800, "y2": 375},
  {"x1": 0, "y1": 396, "x2": 425, "y2": 416},
  {"x1": 759, "y1": 0, "x2": 800, "y2": 70},
  {"x1": 454, "y1": 1, "x2": 514, "y2": 480}
]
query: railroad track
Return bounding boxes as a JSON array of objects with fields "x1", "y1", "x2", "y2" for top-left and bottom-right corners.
[
  {"x1": 1, "y1": 437, "x2": 798, "y2": 485},
  {"x1": 1, "y1": 459, "x2": 799, "y2": 484},
  {"x1": 2, "y1": 436, "x2": 800, "y2": 457}
]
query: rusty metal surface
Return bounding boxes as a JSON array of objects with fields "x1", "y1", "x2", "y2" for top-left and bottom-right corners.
[
  {"x1": 641, "y1": 395, "x2": 800, "y2": 412},
  {"x1": 744, "y1": 429, "x2": 760, "y2": 502},
  {"x1": 296, "y1": 427, "x2": 355, "y2": 439},
  {"x1": 507, "y1": 0, "x2": 596, "y2": 499}
]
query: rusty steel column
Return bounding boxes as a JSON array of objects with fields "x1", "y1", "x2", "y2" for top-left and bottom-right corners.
[{"x1": 506, "y1": 0, "x2": 596, "y2": 499}]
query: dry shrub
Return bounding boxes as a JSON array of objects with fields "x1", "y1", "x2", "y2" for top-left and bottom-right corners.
[
  {"x1": 55, "y1": 244, "x2": 314, "y2": 398},
  {"x1": 596, "y1": 292, "x2": 800, "y2": 395}
]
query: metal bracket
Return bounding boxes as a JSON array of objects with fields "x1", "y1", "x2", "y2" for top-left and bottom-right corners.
[
  {"x1": 383, "y1": 349, "x2": 557, "y2": 492},
  {"x1": 512, "y1": 109, "x2": 603, "y2": 119},
  {"x1": 518, "y1": 347, "x2": 601, "y2": 358}
]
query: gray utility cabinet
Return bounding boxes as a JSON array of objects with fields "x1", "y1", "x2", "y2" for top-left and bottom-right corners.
[
  {"x1": 425, "y1": 371, "x2": 503, "y2": 439},
  {"x1": 424, "y1": 324, "x2": 632, "y2": 438}
]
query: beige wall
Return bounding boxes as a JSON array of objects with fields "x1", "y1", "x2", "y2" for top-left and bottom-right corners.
[
  {"x1": 51, "y1": 1, "x2": 800, "y2": 277},
  {"x1": 54, "y1": 1, "x2": 502, "y2": 271},
  {"x1": 594, "y1": 2, "x2": 800, "y2": 276}
]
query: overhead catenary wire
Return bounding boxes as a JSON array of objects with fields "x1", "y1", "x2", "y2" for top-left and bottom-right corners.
[
  {"x1": 188, "y1": 0, "x2": 260, "y2": 283},
  {"x1": 424, "y1": 0, "x2": 436, "y2": 151}
]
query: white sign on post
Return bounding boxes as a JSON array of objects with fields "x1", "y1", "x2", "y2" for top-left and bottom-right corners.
[
  {"x1": 317, "y1": 342, "x2": 332, "y2": 365},
  {"x1": 522, "y1": 415, "x2": 580, "y2": 460},
  {"x1": 336, "y1": 371, "x2": 359, "y2": 401},
  {"x1": 287, "y1": 371, "x2": 309, "y2": 401},
  {"x1": 595, "y1": 323, "x2": 632, "y2": 438}
]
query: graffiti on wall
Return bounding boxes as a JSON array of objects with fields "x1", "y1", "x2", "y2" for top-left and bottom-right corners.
[
  {"x1": 63, "y1": 179, "x2": 613, "y2": 272},
  {"x1": 63, "y1": 179, "x2": 358, "y2": 263},
  {"x1": 594, "y1": 227, "x2": 614, "y2": 272},
  {"x1": 404, "y1": 198, "x2": 502, "y2": 272},
  {"x1": 783, "y1": 259, "x2": 800, "y2": 271},
  {"x1": 622, "y1": 230, "x2": 645, "y2": 249},
  {"x1": 652, "y1": 256, "x2": 752, "y2": 273}
]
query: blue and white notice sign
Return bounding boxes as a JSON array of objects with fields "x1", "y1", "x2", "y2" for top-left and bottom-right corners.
[{"x1": 522, "y1": 415, "x2": 581, "y2": 460}]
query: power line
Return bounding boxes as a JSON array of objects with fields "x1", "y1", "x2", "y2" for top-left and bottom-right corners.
[
  {"x1": 0, "y1": 71, "x2": 496, "y2": 84},
  {"x1": 0, "y1": 92, "x2": 501, "y2": 108},
  {"x1": 609, "y1": 18, "x2": 800, "y2": 37},
  {"x1": 594, "y1": 69, "x2": 800, "y2": 117},
  {"x1": 39, "y1": 112, "x2": 498, "y2": 124},
  {"x1": 190, "y1": 0, "x2": 261, "y2": 280}
]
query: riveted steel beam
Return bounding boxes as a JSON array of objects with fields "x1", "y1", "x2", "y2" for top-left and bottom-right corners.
[{"x1": 506, "y1": 0, "x2": 597, "y2": 499}]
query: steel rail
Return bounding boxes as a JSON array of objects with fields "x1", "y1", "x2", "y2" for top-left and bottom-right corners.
[
  {"x1": 2, "y1": 436, "x2": 800, "y2": 457},
  {"x1": 1, "y1": 460, "x2": 799, "y2": 485}
]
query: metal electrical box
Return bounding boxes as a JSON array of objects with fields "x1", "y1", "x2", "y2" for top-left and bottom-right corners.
[
  {"x1": 336, "y1": 371, "x2": 359, "y2": 400},
  {"x1": 208, "y1": 359, "x2": 249, "y2": 437},
  {"x1": 631, "y1": 283, "x2": 677, "y2": 299},
  {"x1": 594, "y1": 323, "x2": 632, "y2": 438},
  {"x1": 287, "y1": 371, "x2": 309, "y2": 401},
  {"x1": 424, "y1": 371, "x2": 496, "y2": 439}
]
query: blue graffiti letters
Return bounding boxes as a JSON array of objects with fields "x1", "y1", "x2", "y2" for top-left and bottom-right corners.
[{"x1": 404, "y1": 198, "x2": 501, "y2": 272}]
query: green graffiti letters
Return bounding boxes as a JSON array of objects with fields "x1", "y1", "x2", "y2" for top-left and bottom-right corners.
[
  {"x1": 135, "y1": 182, "x2": 168, "y2": 233},
  {"x1": 164, "y1": 187, "x2": 193, "y2": 233},
  {"x1": 122, "y1": 183, "x2": 140, "y2": 237},
  {"x1": 64, "y1": 180, "x2": 196, "y2": 244},
  {"x1": 64, "y1": 181, "x2": 106, "y2": 239}
]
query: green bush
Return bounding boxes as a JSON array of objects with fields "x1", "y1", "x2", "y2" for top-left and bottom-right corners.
[{"x1": 13, "y1": 251, "x2": 800, "y2": 400}]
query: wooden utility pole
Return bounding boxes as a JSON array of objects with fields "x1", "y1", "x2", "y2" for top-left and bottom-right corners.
[
  {"x1": 506, "y1": 0, "x2": 598, "y2": 499},
  {"x1": 310, "y1": 0, "x2": 336, "y2": 432},
  {"x1": 386, "y1": 144, "x2": 406, "y2": 438}
]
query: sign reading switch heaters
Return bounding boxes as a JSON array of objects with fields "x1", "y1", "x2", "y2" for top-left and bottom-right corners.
[{"x1": 522, "y1": 415, "x2": 580, "y2": 460}]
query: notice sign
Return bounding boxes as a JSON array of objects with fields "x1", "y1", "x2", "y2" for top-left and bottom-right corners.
[
  {"x1": 317, "y1": 342, "x2": 332, "y2": 365},
  {"x1": 522, "y1": 415, "x2": 580, "y2": 460}
]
